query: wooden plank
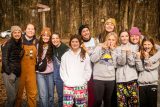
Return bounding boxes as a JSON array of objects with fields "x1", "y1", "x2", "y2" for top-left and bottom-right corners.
[
  {"x1": 38, "y1": 8, "x2": 50, "y2": 12},
  {"x1": 37, "y1": 3, "x2": 49, "y2": 8}
]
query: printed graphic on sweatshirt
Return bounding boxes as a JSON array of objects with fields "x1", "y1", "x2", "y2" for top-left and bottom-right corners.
[{"x1": 99, "y1": 51, "x2": 113, "y2": 67}]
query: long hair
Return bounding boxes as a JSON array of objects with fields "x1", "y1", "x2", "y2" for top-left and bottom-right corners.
[
  {"x1": 140, "y1": 37, "x2": 157, "y2": 59},
  {"x1": 105, "y1": 32, "x2": 118, "y2": 48},
  {"x1": 69, "y1": 34, "x2": 86, "y2": 60},
  {"x1": 37, "y1": 35, "x2": 53, "y2": 62}
]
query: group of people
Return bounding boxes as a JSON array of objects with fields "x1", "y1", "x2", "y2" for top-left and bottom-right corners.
[{"x1": 1, "y1": 17, "x2": 160, "y2": 107}]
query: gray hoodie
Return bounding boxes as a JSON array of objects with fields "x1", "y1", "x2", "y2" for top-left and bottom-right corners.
[
  {"x1": 90, "y1": 45, "x2": 117, "y2": 81},
  {"x1": 136, "y1": 56, "x2": 159, "y2": 86},
  {"x1": 116, "y1": 43, "x2": 139, "y2": 83}
]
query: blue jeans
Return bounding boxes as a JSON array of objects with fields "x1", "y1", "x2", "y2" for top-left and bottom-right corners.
[
  {"x1": 37, "y1": 72, "x2": 54, "y2": 107},
  {"x1": 53, "y1": 57, "x2": 63, "y2": 107}
]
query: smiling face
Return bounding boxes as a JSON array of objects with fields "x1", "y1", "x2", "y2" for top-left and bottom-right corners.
[
  {"x1": 81, "y1": 28, "x2": 91, "y2": 40},
  {"x1": 52, "y1": 34, "x2": 61, "y2": 47},
  {"x1": 25, "y1": 24, "x2": 35, "y2": 38},
  {"x1": 12, "y1": 30, "x2": 21, "y2": 40},
  {"x1": 70, "y1": 38, "x2": 80, "y2": 51},
  {"x1": 42, "y1": 33, "x2": 50, "y2": 43},
  {"x1": 120, "y1": 31, "x2": 129, "y2": 45},
  {"x1": 130, "y1": 34, "x2": 140, "y2": 44},
  {"x1": 105, "y1": 22, "x2": 115, "y2": 32},
  {"x1": 143, "y1": 41, "x2": 153, "y2": 53}
]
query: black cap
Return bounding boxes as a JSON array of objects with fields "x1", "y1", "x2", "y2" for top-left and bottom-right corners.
[{"x1": 78, "y1": 24, "x2": 89, "y2": 35}]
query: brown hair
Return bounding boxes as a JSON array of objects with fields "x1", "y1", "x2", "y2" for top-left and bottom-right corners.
[
  {"x1": 69, "y1": 34, "x2": 86, "y2": 60},
  {"x1": 38, "y1": 28, "x2": 53, "y2": 62},
  {"x1": 118, "y1": 29, "x2": 129, "y2": 45},
  {"x1": 140, "y1": 37, "x2": 157, "y2": 59}
]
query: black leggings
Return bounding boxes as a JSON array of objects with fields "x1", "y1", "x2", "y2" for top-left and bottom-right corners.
[
  {"x1": 139, "y1": 85, "x2": 158, "y2": 107},
  {"x1": 93, "y1": 80, "x2": 115, "y2": 107}
]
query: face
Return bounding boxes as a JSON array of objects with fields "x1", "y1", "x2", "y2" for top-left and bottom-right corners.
[
  {"x1": 106, "y1": 35, "x2": 117, "y2": 48},
  {"x1": 42, "y1": 34, "x2": 50, "y2": 43},
  {"x1": 120, "y1": 32, "x2": 129, "y2": 45},
  {"x1": 81, "y1": 28, "x2": 90, "y2": 40},
  {"x1": 12, "y1": 30, "x2": 21, "y2": 40},
  {"x1": 52, "y1": 34, "x2": 61, "y2": 47},
  {"x1": 25, "y1": 24, "x2": 35, "y2": 38},
  {"x1": 70, "y1": 38, "x2": 80, "y2": 51},
  {"x1": 130, "y1": 35, "x2": 140, "y2": 44},
  {"x1": 143, "y1": 41, "x2": 153, "y2": 53},
  {"x1": 105, "y1": 22, "x2": 115, "y2": 32}
]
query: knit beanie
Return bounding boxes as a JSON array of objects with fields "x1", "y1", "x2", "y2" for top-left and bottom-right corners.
[
  {"x1": 78, "y1": 24, "x2": 89, "y2": 35},
  {"x1": 129, "y1": 27, "x2": 141, "y2": 36},
  {"x1": 11, "y1": 26, "x2": 22, "y2": 34},
  {"x1": 105, "y1": 18, "x2": 116, "y2": 27},
  {"x1": 41, "y1": 27, "x2": 51, "y2": 36}
]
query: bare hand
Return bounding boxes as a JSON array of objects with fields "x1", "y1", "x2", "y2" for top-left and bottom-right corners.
[
  {"x1": 143, "y1": 52, "x2": 149, "y2": 59},
  {"x1": 136, "y1": 52, "x2": 141, "y2": 59}
]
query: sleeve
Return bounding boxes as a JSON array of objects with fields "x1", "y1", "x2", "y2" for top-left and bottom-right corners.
[
  {"x1": 90, "y1": 45, "x2": 104, "y2": 63},
  {"x1": 117, "y1": 48, "x2": 126, "y2": 66},
  {"x1": 111, "y1": 49, "x2": 118, "y2": 68},
  {"x1": 135, "y1": 58, "x2": 144, "y2": 72},
  {"x1": 84, "y1": 55, "x2": 92, "y2": 81},
  {"x1": 149, "y1": 50, "x2": 160, "y2": 63},
  {"x1": 127, "y1": 52, "x2": 136, "y2": 66},
  {"x1": 144, "y1": 59, "x2": 160, "y2": 71},
  {"x1": 60, "y1": 54, "x2": 68, "y2": 82},
  {"x1": 2, "y1": 42, "x2": 11, "y2": 75}
]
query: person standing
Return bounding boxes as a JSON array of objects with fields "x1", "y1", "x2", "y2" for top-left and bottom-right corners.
[
  {"x1": 136, "y1": 37, "x2": 159, "y2": 107},
  {"x1": 36, "y1": 27, "x2": 54, "y2": 107},
  {"x1": 116, "y1": 30, "x2": 139, "y2": 107},
  {"x1": 78, "y1": 24, "x2": 96, "y2": 107},
  {"x1": 91, "y1": 32, "x2": 118, "y2": 107},
  {"x1": 52, "y1": 33, "x2": 69, "y2": 107},
  {"x1": 15, "y1": 23, "x2": 38, "y2": 107},
  {"x1": 1, "y1": 26, "x2": 23, "y2": 107},
  {"x1": 60, "y1": 35, "x2": 92, "y2": 107}
]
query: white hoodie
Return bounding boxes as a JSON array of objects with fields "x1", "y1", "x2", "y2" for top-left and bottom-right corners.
[{"x1": 60, "y1": 49, "x2": 92, "y2": 87}]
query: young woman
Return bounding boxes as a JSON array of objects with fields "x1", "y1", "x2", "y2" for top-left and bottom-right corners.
[
  {"x1": 60, "y1": 35, "x2": 92, "y2": 107},
  {"x1": 91, "y1": 32, "x2": 118, "y2": 107},
  {"x1": 97, "y1": 18, "x2": 117, "y2": 43},
  {"x1": 52, "y1": 33, "x2": 69, "y2": 107},
  {"x1": 15, "y1": 24, "x2": 38, "y2": 107},
  {"x1": 78, "y1": 24, "x2": 96, "y2": 107},
  {"x1": 116, "y1": 30, "x2": 139, "y2": 107},
  {"x1": 136, "y1": 37, "x2": 159, "y2": 107},
  {"x1": 2, "y1": 26, "x2": 23, "y2": 107},
  {"x1": 36, "y1": 27, "x2": 54, "y2": 107}
]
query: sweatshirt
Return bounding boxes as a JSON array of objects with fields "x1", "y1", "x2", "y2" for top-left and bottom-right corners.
[
  {"x1": 136, "y1": 56, "x2": 159, "y2": 86},
  {"x1": 116, "y1": 43, "x2": 138, "y2": 83},
  {"x1": 90, "y1": 45, "x2": 117, "y2": 81},
  {"x1": 60, "y1": 49, "x2": 92, "y2": 87}
]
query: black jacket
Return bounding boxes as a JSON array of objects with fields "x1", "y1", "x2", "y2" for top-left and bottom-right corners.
[{"x1": 1, "y1": 38, "x2": 23, "y2": 77}]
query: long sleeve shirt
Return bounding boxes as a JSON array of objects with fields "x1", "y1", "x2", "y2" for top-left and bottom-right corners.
[
  {"x1": 136, "y1": 56, "x2": 159, "y2": 86},
  {"x1": 60, "y1": 49, "x2": 92, "y2": 87},
  {"x1": 116, "y1": 43, "x2": 139, "y2": 83}
]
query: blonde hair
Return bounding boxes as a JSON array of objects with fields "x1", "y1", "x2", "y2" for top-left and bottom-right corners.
[{"x1": 105, "y1": 32, "x2": 118, "y2": 47}]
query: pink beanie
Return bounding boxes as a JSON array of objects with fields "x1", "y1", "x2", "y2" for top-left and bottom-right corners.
[{"x1": 129, "y1": 27, "x2": 141, "y2": 36}]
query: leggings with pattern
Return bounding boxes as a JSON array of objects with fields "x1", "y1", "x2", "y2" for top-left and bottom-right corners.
[{"x1": 117, "y1": 80, "x2": 139, "y2": 107}]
